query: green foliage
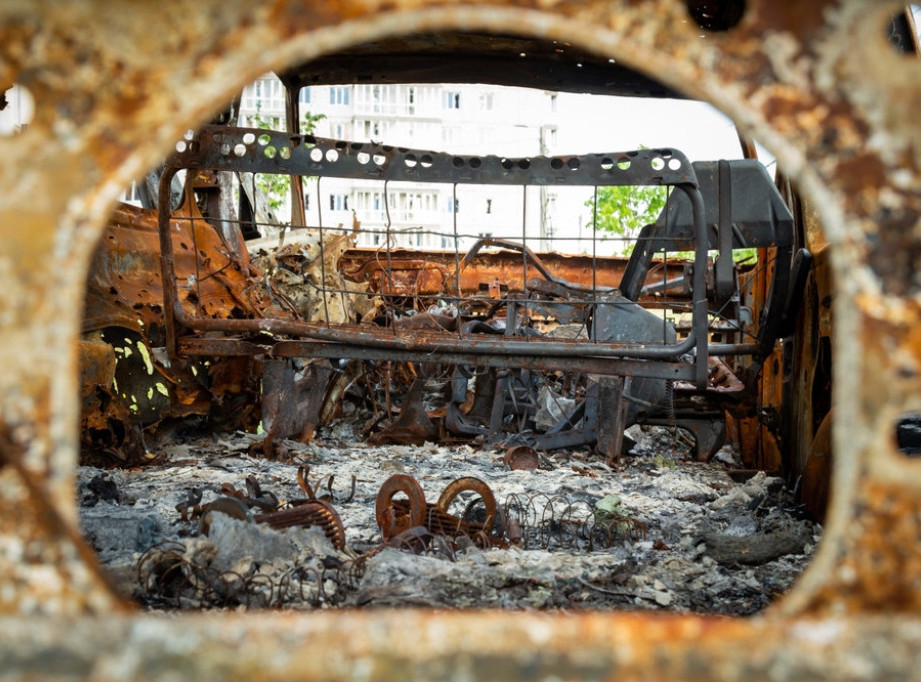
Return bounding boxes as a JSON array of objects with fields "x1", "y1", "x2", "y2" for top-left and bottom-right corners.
[
  {"x1": 250, "y1": 108, "x2": 325, "y2": 213},
  {"x1": 585, "y1": 181, "x2": 758, "y2": 264},
  {"x1": 584, "y1": 184, "x2": 667, "y2": 255}
]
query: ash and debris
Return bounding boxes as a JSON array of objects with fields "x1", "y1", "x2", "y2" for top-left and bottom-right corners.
[{"x1": 78, "y1": 422, "x2": 819, "y2": 615}]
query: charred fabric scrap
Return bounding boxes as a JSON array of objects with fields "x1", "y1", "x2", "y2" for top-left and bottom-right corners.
[{"x1": 81, "y1": 126, "x2": 796, "y2": 467}]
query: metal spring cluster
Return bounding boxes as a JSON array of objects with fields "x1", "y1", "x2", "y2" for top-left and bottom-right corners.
[
  {"x1": 135, "y1": 540, "x2": 358, "y2": 610},
  {"x1": 502, "y1": 492, "x2": 646, "y2": 551},
  {"x1": 176, "y1": 468, "x2": 350, "y2": 550},
  {"x1": 135, "y1": 481, "x2": 644, "y2": 610}
]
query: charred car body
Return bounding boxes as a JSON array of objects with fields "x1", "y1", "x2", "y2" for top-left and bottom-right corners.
[{"x1": 81, "y1": 36, "x2": 803, "y2": 493}]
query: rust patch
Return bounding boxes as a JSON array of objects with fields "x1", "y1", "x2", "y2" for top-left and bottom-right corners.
[{"x1": 805, "y1": 479, "x2": 921, "y2": 614}]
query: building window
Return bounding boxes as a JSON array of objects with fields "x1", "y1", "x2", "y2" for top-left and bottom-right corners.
[
  {"x1": 447, "y1": 198, "x2": 460, "y2": 213},
  {"x1": 329, "y1": 194, "x2": 349, "y2": 211},
  {"x1": 486, "y1": 199, "x2": 493, "y2": 214},
  {"x1": 362, "y1": 120, "x2": 382, "y2": 139},
  {"x1": 479, "y1": 93, "x2": 493, "y2": 111},
  {"x1": 330, "y1": 87, "x2": 350, "y2": 106},
  {"x1": 443, "y1": 91, "x2": 461, "y2": 109},
  {"x1": 299, "y1": 87, "x2": 311, "y2": 105}
]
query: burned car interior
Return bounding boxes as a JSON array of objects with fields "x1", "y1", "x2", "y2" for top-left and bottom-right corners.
[
  {"x1": 149, "y1": 125, "x2": 797, "y2": 459},
  {"x1": 71, "y1": 27, "x2": 825, "y2": 616},
  {"x1": 6, "y1": 3, "x2": 921, "y2": 679}
]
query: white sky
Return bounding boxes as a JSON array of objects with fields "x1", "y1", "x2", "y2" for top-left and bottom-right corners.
[{"x1": 555, "y1": 92, "x2": 771, "y2": 168}]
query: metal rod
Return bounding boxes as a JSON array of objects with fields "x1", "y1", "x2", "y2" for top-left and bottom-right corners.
[
  {"x1": 179, "y1": 336, "x2": 701, "y2": 381},
  {"x1": 169, "y1": 302, "x2": 697, "y2": 360},
  {"x1": 316, "y1": 176, "x2": 331, "y2": 326}
]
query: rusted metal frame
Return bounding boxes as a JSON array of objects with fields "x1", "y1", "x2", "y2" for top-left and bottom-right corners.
[
  {"x1": 167, "y1": 307, "x2": 701, "y2": 359},
  {"x1": 284, "y1": 82, "x2": 308, "y2": 229},
  {"x1": 686, "y1": 183, "x2": 710, "y2": 388},
  {"x1": 460, "y1": 237, "x2": 602, "y2": 295},
  {"x1": 160, "y1": 159, "x2": 715, "y2": 387},
  {"x1": 714, "y1": 159, "x2": 736, "y2": 306},
  {"x1": 170, "y1": 125, "x2": 697, "y2": 187},
  {"x1": 314, "y1": 176, "x2": 332, "y2": 325},
  {"x1": 336, "y1": 249, "x2": 694, "y2": 307},
  {"x1": 376, "y1": 474, "x2": 498, "y2": 543},
  {"x1": 177, "y1": 335, "x2": 700, "y2": 381},
  {"x1": 0, "y1": 430, "x2": 134, "y2": 612},
  {"x1": 7, "y1": 1, "x2": 921, "y2": 678},
  {"x1": 255, "y1": 500, "x2": 347, "y2": 550},
  {"x1": 158, "y1": 168, "x2": 185, "y2": 360}
]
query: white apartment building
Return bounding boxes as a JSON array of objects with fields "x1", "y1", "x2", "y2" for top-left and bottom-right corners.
[{"x1": 239, "y1": 75, "x2": 568, "y2": 252}]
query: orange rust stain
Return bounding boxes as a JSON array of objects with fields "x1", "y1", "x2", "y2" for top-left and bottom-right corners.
[{"x1": 805, "y1": 479, "x2": 921, "y2": 614}]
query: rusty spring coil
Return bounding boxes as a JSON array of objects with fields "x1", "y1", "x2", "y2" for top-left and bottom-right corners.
[
  {"x1": 255, "y1": 500, "x2": 347, "y2": 550},
  {"x1": 136, "y1": 540, "x2": 354, "y2": 610},
  {"x1": 137, "y1": 488, "x2": 644, "y2": 611},
  {"x1": 375, "y1": 474, "x2": 499, "y2": 548},
  {"x1": 502, "y1": 492, "x2": 646, "y2": 551}
]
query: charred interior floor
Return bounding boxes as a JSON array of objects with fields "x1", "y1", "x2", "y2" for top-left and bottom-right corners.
[{"x1": 79, "y1": 417, "x2": 820, "y2": 615}]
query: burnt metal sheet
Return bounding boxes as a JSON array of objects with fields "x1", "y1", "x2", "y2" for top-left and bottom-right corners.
[
  {"x1": 172, "y1": 125, "x2": 698, "y2": 187},
  {"x1": 340, "y1": 248, "x2": 692, "y2": 299},
  {"x1": 79, "y1": 197, "x2": 267, "y2": 458},
  {"x1": 280, "y1": 31, "x2": 684, "y2": 98},
  {"x1": 2, "y1": 0, "x2": 921, "y2": 680}
]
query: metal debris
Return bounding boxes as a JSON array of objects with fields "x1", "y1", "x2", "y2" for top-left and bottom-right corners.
[
  {"x1": 375, "y1": 474, "x2": 499, "y2": 547},
  {"x1": 78, "y1": 425, "x2": 818, "y2": 615}
]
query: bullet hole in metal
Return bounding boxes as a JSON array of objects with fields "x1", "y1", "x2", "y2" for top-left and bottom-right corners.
[
  {"x1": 887, "y1": 9, "x2": 920, "y2": 54},
  {"x1": 686, "y1": 0, "x2": 746, "y2": 32},
  {"x1": 895, "y1": 413, "x2": 921, "y2": 456}
]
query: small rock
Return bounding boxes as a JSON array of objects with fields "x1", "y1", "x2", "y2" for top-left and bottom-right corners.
[{"x1": 653, "y1": 590, "x2": 673, "y2": 606}]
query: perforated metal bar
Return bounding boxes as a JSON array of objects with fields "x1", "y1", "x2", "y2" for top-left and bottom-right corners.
[{"x1": 168, "y1": 125, "x2": 698, "y2": 188}]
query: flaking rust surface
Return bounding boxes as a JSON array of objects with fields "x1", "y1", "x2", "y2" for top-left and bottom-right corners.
[{"x1": 3, "y1": 0, "x2": 921, "y2": 679}]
